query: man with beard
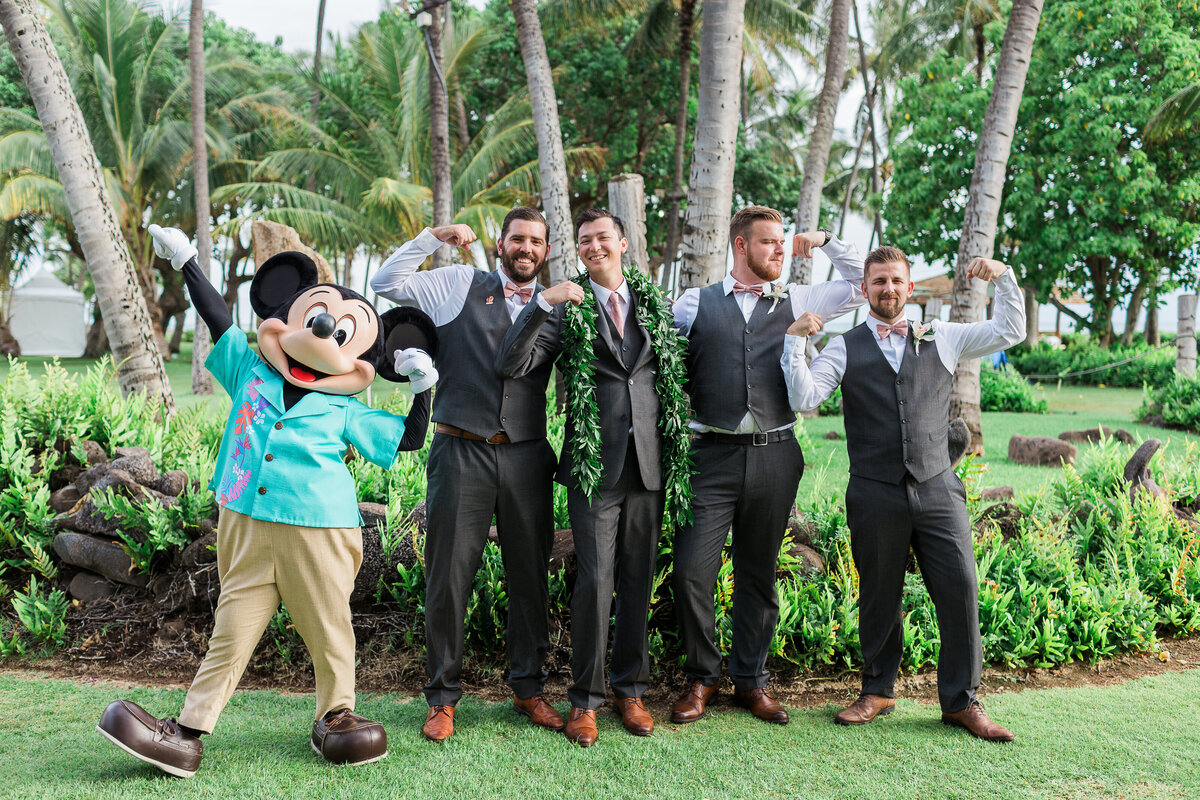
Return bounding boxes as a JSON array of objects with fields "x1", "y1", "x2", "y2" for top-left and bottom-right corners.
[
  {"x1": 670, "y1": 206, "x2": 865, "y2": 725},
  {"x1": 496, "y1": 209, "x2": 688, "y2": 746},
  {"x1": 370, "y1": 208, "x2": 567, "y2": 741},
  {"x1": 783, "y1": 246, "x2": 1024, "y2": 741}
]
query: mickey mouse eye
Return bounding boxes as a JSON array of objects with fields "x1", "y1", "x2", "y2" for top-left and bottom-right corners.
[
  {"x1": 303, "y1": 304, "x2": 329, "y2": 328},
  {"x1": 333, "y1": 316, "x2": 356, "y2": 347}
]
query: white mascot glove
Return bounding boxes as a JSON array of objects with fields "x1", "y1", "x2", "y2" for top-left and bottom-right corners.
[
  {"x1": 394, "y1": 347, "x2": 438, "y2": 393},
  {"x1": 147, "y1": 224, "x2": 198, "y2": 271}
]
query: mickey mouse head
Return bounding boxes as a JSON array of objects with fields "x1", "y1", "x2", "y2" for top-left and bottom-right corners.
[{"x1": 251, "y1": 252, "x2": 437, "y2": 396}]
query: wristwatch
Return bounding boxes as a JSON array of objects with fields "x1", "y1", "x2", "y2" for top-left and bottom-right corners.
[{"x1": 819, "y1": 228, "x2": 832, "y2": 247}]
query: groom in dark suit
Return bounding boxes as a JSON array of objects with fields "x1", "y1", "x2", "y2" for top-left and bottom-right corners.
[{"x1": 497, "y1": 208, "x2": 671, "y2": 746}]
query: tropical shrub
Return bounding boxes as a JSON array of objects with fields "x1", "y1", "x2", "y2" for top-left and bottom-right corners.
[
  {"x1": 1008, "y1": 338, "x2": 1174, "y2": 388},
  {"x1": 980, "y1": 364, "x2": 1048, "y2": 413},
  {"x1": 1139, "y1": 374, "x2": 1200, "y2": 433}
]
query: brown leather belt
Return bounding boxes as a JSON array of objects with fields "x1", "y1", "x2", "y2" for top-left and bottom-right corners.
[{"x1": 435, "y1": 423, "x2": 511, "y2": 444}]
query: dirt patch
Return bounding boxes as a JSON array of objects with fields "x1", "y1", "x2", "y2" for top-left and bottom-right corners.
[{"x1": 6, "y1": 597, "x2": 1198, "y2": 718}]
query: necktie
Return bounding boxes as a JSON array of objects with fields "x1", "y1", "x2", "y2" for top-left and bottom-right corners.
[
  {"x1": 504, "y1": 283, "x2": 533, "y2": 303},
  {"x1": 606, "y1": 292, "x2": 625, "y2": 339},
  {"x1": 876, "y1": 321, "x2": 909, "y2": 339},
  {"x1": 732, "y1": 282, "x2": 764, "y2": 296}
]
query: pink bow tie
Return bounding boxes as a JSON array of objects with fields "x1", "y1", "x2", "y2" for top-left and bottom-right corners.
[
  {"x1": 876, "y1": 322, "x2": 909, "y2": 339},
  {"x1": 504, "y1": 283, "x2": 533, "y2": 302},
  {"x1": 733, "y1": 282, "x2": 764, "y2": 296}
]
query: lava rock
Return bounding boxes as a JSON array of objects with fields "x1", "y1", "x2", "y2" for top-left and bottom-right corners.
[
  {"x1": 787, "y1": 543, "x2": 826, "y2": 575},
  {"x1": 180, "y1": 532, "x2": 218, "y2": 568},
  {"x1": 823, "y1": 431, "x2": 843, "y2": 440},
  {"x1": 110, "y1": 447, "x2": 157, "y2": 485},
  {"x1": 53, "y1": 532, "x2": 148, "y2": 587},
  {"x1": 150, "y1": 470, "x2": 189, "y2": 497},
  {"x1": 50, "y1": 484, "x2": 83, "y2": 513},
  {"x1": 980, "y1": 486, "x2": 1015, "y2": 501},
  {"x1": 49, "y1": 463, "x2": 82, "y2": 492},
  {"x1": 1007, "y1": 435, "x2": 1077, "y2": 467},
  {"x1": 1058, "y1": 425, "x2": 1135, "y2": 445},
  {"x1": 68, "y1": 571, "x2": 119, "y2": 603},
  {"x1": 975, "y1": 502, "x2": 1023, "y2": 541}
]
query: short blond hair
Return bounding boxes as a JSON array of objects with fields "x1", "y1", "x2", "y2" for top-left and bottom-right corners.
[{"x1": 729, "y1": 205, "x2": 783, "y2": 245}]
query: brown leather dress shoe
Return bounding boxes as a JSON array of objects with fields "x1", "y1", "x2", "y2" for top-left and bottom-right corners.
[
  {"x1": 941, "y1": 701, "x2": 1015, "y2": 742},
  {"x1": 312, "y1": 708, "x2": 388, "y2": 765},
  {"x1": 733, "y1": 688, "x2": 789, "y2": 725},
  {"x1": 834, "y1": 694, "x2": 895, "y2": 726},
  {"x1": 670, "y1": 681, "x2": 719, "y2": 724},
  {"x1": 613, "y1": 697, "x2": 654, "y2": 736},
  {"x1": 513, "y1": 694, "x2": 565, "y2": 731},
  {"x1": 96, "y1": 700, "x2": 203, "y2": 778},
  {"x1": 564, "y1": 708, "x2": 598, "y2": 747},
  {"x1": 421, "y1": 704, "x2": 455, "y2": 742}
]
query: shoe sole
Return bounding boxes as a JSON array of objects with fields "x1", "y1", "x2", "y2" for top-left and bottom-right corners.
[
  {"x1": 310, "y1": 740, "x2": 389, "y2": 764},
  {"x1": 514, "y1": 704, "x2": 565, "y2": 732},
  {"x1": 834, "y1": 705, "x2": 894, "y2": 726},
  {"x1": 940, "y1": 717, "x2": 1014, "y2": 742},
  {"x1": 96, "y1": 725, "x2": 197, "y2": 779}
]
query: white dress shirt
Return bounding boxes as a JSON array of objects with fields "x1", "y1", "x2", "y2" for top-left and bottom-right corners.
[
  {"x1": 782, "y1": 268, "x2": 1027, "y2": 411},
  {"x1": 672, "y1": 234, "x2": 867, "y2": 433},
  {"x1": 371, "y1": 228, "x2": 537, "y2": 323},
  {"x1": 588, "y1": 276, "x2": 630, "y2": 330}
]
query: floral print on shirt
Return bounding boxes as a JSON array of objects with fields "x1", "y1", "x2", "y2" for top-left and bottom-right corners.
[{"x1": 217, "y1": 377, "x2": 269, "y2": 505}]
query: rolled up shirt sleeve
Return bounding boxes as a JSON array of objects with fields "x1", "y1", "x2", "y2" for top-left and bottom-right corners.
[
  {"x1": 371, "y1": 228, "x2": 475, "y2": 326},
  {"x1": 782, "y1": 333, "x2": 847, "y2": 412}
]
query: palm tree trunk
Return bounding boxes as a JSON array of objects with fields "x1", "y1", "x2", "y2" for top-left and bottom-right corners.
[
  {"x1": 949, "y1": 0, "x2": 1044, "y2": 453},
  {"x1": 661, "y1": 0, "x2": 697, "y2": 286},
  {"x1": 0, "y1": 0, "x2": 175, "y2": 413},
  {"x1": 306, "y1": 0, "x2": 326, "y2": 194},
  {"x1": 427, "y1": 7, "x2": 453, "y2": 267},
  {"x1": 189, "y1": 0, "x2": 213, "y2": 395},
  {"x1": 445, "y1": 3, "x2": 471, "y2": 153},
  {"x1": 851, "y1": 0, "x2": 883, "y2": 244},
  {"x1": 791, "y1": 0, "x2": 849, "y2": 286},
  {"x1": 510, "y1": 0, "x2": 573, "y2": 285},
  {"x1": 679, "y1": 0, "x2": 746, "y2": 289}
]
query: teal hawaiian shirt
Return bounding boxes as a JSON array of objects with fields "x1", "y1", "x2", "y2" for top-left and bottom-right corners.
[{"x1": 205, "y1": 327, "x2": 408, "y2": 528}]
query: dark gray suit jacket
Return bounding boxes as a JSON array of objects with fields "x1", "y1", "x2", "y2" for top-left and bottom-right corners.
[{"x1": 496, "y1": 288, "x2": 662, "y2": 492}]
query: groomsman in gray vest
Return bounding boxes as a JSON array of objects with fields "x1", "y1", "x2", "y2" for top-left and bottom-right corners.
[
  {"x1": 370, "y1": 209, "x2": 566, "y2": 741},
  {"x1": 670, "y1": 206, "x2": 866, "y2": 725},
  {"x1": 497, "y1": 208, "x2": 669, "y2": 746},
  {"x1": 784, "y1": 246, "x2": 1025, "y2": 741}
]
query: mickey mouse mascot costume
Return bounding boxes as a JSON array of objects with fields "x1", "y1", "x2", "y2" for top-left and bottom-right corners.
[{"x1": 97, "y1": 225, "x2": 437, "y2": 776}]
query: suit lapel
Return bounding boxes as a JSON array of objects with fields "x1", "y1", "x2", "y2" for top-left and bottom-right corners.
[{"x1": 629, "y1": 288, "x2": 655, "y2": 370}]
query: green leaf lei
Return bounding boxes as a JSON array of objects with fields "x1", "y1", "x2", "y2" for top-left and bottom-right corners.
[{"x1": 558, "y1": 267, "x2": 695, "y2": 530}]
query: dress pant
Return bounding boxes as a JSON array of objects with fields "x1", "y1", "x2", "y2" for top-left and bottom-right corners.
[
  {"x1": 423, "y1": 434, "x2": 557, "y2": 706},
  {"x1": 567, "y1": 445, "x2": 664, "y2": 709},
  {"x1": 672, "y1": 435, "x2": 804, "y2": 691},
  {"x1": 845, "y1": 468, "x2": 981, "y2": 713}
]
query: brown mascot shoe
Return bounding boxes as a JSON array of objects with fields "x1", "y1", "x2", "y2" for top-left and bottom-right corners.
[
  {"x1": 670, "y1": 681, "x2": 719, "y2": 724},
  {"x1": 834, "y1": 694, "x2": 895, "y2": 726},
  {"x1": 422, "y1": 704, "x2": 455, "y2": 742},
  {"x1": 311, "y1": 709, "x2": 388, "y2": 765},
  {"x1": 513, "y1": 694, "x2": 565, "y2": 731},
  {"x1": 96, "y1": 700, "x2": 203, "y2": 778}
]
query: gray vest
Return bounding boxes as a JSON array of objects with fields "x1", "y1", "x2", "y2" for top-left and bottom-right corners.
[
  {"x1": 687, "y1": 283, "x2": 796, "y2": 431},
  {"x1": 840, "y1": 322, "x2": 952, "y2": 484},
  {"x1": 432, "y1": 270, "x2": 552, "y2": 442}
]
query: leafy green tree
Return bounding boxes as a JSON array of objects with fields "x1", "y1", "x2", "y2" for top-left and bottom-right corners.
[{"x1": 885, "y1": 0, "x2": 1200, "y2": 345}]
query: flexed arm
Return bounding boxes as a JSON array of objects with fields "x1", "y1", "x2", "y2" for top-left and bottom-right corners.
[{"x1": 149, "y1": 224, "x2": 232, "y2": 340}]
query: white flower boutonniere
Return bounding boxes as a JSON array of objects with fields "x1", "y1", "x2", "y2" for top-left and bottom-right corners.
[
  {"x1": 764, "y1": 284, "x2": 789, "y2": 314},
  {"x1": 912, "y1": 321, "x2": 935, "y2": 355}
]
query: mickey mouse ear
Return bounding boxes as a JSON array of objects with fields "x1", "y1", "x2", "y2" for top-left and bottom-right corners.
[
  {"x1": 250, "y1": 251, "x2": 319, "y2": 319},
  {"x1": 377, "y1": 306, "x2": 439, "y2": 382}
]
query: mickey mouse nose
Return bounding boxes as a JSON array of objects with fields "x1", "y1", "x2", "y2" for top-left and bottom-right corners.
[{"x1": 310, "y1": 313, "x2": 336, "y2": 339}]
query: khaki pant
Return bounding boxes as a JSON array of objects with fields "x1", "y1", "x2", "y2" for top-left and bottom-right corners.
[{"x1": 178, "y1": 508, "x2": 362, "y2": 733}]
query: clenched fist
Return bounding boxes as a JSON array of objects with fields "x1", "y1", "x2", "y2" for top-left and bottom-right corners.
[
  {"x1": 431, "y1": 224, "x2": 478, "y2": 260},
  {"x1": 792, "y1": 231, "x2": 826, "y2": 260},
  {"x1": 540, "y1": 280, "x2": 587, "y2": 306},
  {"x1": 786, "y1": 311, "x2": 824, "y2": 337},
  {"x1": 966, "y1": 257, "x2": 1008, "y2": 282},
  {"x1": 394, "y1": 347, "x2": 438, "y2": 393}
]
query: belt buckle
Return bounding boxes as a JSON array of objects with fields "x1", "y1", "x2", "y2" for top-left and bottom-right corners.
[{"x1": 751, "y1": 432, "x2": 768, "y2": 447}]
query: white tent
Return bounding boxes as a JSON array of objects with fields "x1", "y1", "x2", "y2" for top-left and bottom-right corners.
[{"x1": 9, "y1": 267, "x2": 87, "y2": 357}]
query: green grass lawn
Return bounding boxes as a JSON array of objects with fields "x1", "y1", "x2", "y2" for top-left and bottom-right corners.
[
  {"x1": 1, "y1": 669, "x2": 1196, "y2": 799},
  {"x1": 799, "y1": 384, "x2": 1200, "y2": 502}
]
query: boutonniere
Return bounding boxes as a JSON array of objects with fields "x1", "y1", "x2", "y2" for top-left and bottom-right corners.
[
  {"x1": 763, "y1": 284, "x2": 789, "y2": 314},
  {"x1": 912, "y1": 321, "x2": 935, "y2": 354}
]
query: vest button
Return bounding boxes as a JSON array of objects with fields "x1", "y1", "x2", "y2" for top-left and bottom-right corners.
[
  {"x1": 265, "y1": 454, "x2": 274, "y2": 462},
  {"x1": 899, "y1": 400, "x2": 906, "y2": 405},
  {"x1": 896, "y1": 379, "x2": 903, "y2": 385},
  {"x1": 901, "y1": 419, "x2": 908, "y2": 424},
  {"x1": 258, "y1": 486, "x2": 267, "y2": 495},
  {"x1": 904, "y1": 458, "x2": 913, "y2": 465},
  {"x1": 274, "y1": 422, "x2": 283, "y2": 430},
  {"x1": 746, "y1": 346, "x2": 751, "y2": 352}
]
